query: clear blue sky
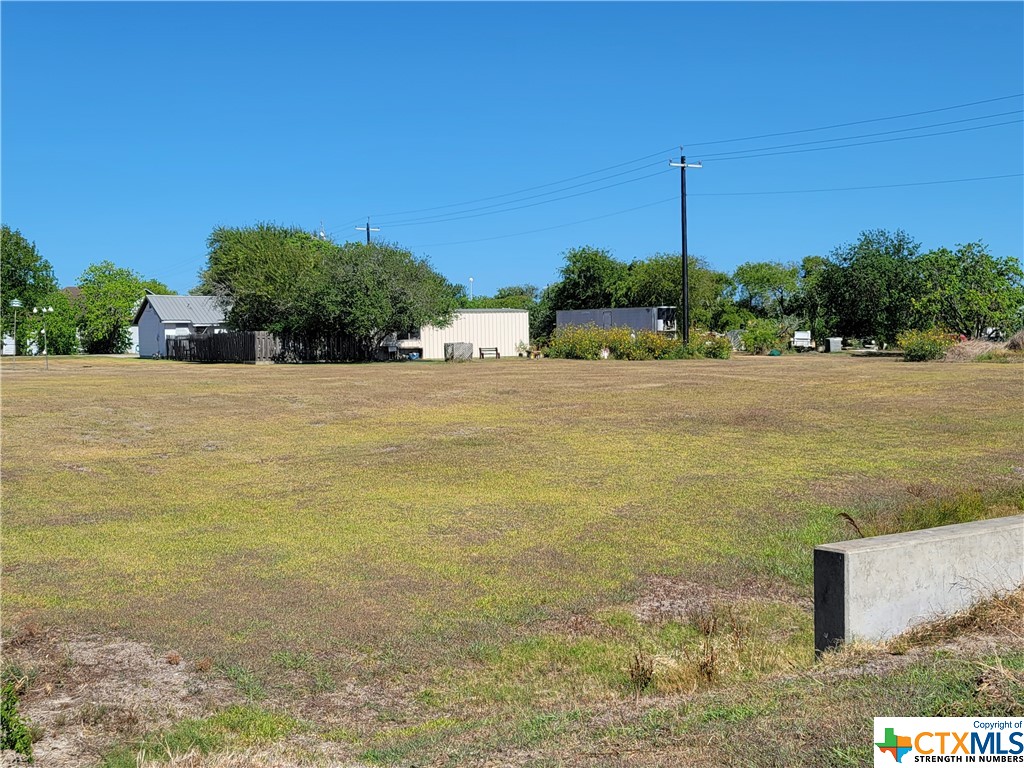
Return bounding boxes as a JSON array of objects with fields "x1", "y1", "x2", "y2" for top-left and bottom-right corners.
[{"x1": 3, "y1": 2, "x2": 1022, "y2": 296}]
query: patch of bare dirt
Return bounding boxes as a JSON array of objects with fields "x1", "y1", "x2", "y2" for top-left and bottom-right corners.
[
  {"x1": 3, "y1": 628, "x2": 239, "y2": 768},
  {"x1": 633, "y1": 576, "x2": 809, "y2": 624}
]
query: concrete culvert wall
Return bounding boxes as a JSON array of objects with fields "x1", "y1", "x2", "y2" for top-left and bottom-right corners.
[{"x1": 814, "y1": 515, "x2": 1024, "y2": 654}]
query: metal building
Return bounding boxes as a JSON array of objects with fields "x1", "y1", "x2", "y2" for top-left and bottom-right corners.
[
  {"x1": 556, "y1": 307, "x2": 677, "y2": 334},
  {"x1": 393, "y1": 309, "x2": 529, "y2": 360}
]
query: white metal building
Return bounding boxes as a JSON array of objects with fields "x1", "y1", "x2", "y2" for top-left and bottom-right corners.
[
  {"x1": 132, "y1": 295, "x2": 228, "y2": 358},
  {"x1": 394, "y1": 309, "x2": 529, "y2": 360}
]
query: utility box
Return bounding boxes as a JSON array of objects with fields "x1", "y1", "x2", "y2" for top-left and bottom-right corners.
[
  {"x1": 826, "y1": 337, "x2": 844, "y2": 353},
  {"x1": 444, "y1": 342, "x2": 473, "y2": 362}
]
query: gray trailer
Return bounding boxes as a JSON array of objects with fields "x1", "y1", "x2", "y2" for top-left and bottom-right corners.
[{"x1": 556, "y1": 306, "x2": 677, "y2": 334}]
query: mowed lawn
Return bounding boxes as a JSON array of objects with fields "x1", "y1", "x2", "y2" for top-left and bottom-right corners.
[{"x1": 2, "y1": 354, "x2": 1022, "y2": 762}]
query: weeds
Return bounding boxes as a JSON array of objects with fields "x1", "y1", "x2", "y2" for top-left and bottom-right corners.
[
  {"x1": 222, "y1": 666, "x2": 265, "y2": 702},
  {"x1": 1, "y1": 681, "x2": 34, "y2": 761},
  {"x1": 626, "y1": 647, "x2": 654, "y2": 702}
]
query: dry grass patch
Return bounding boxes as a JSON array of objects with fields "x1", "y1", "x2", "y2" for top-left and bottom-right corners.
[{"x1": 3, "y1": 355, "x2": 1023, "y2": 765}]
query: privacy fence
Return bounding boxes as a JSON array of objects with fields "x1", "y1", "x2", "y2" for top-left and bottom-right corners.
[{"x1": 166, "y1": 331, "x2": 372, "y2": 363}]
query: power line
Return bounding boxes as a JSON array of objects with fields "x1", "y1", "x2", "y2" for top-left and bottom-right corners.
[
  {"x1": 407, "y1": 173, "x2": 1022, "y2": 250},
  {"x1": 376, "y1": 160, "x2": 668, "y2": 227},
  {"x1": 329, "y1": 95, "x2": 1024, "y2": 240},
  {"x1": 689, "y1": 173, "x2": 1023, "y2": 196},
  {"x1": 685, "y1": 93, "x2": 1023, "y2": 148},
  {"x1": 378, "y1": 120, "x2": 1020, "y2": 228},
  {"x1": 370, "y1": 145, "x2": 680, "y2": 218},
  {"x1": 382, "y1": 168, "x2": 673, "y2": 229},
  {"x1": 695, "y1": 110, "x2": 1022, "y2": 159},
  {"x1": 409, "y1": 195, "x2": 681, "y2": 249},
  {"x1": 700, "y1": 119, "x2": 1022, "y2": 163}
]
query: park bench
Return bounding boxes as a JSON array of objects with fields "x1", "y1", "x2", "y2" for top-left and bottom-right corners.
[{"x1": 479, "y1": 347, "x2": 500, "y2": 359}]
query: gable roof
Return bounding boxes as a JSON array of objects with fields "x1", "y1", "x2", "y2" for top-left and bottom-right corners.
[{"x1": 133, "y1": 295, "x2": 227, "y2": 326}]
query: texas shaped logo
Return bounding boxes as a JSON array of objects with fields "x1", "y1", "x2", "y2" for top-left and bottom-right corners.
[{"x1": 876, "y1": 727, "x2": 913, "y2": 763}]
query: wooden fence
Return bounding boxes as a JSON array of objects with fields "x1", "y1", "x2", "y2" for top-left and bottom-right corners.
[{"x1": 166, "y1": 331, "x2": 372, "y2": 364}]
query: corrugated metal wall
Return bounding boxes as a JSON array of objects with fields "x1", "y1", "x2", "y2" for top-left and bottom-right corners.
[{"x1": 419, "y1": 310, "x2": 529, "y2": 359}]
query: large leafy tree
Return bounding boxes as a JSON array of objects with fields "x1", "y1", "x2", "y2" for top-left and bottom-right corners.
[
  {"x1": 77, "y1": 261, "x2": 172, "y2": 353},
  {"x1": 622, "y1": 253, "x2": 736, "y2": 331},
  {"x1": 322, "y1": 241, "x2": 461, "y2": 356},
  {"x1": 199, "y1": 224, "x2": 461, "y2": 359},
  {"x1": 732, "y1": 260, "x2": 800, "y2": 320},
  {"x1": 198, "y1": 224, "x2": 334, "y2": 332},
  {"x1": 547, "y1": 246, "x2": 628, "y2": 311},
  {"x1": 913, "y1": 243, "x2": 1024, "y2": 338},
  {"x1": 1, "y1": 225, "x2": 58, "y2": 353},
  {"x1": 791, "y1": 255, "x2": 833, "y2": 341},
  {"x1": 816, "y1": 229, "x2": 923, "y2": 344}
]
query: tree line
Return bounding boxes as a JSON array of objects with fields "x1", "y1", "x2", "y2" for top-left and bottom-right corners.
[
  {"x1": 3, "y1": 222, "x2": 1021, "y2": 359},
  {"x1": 471, "y1": 229, "x2": 1024, "y2": 345},
  {"x1": 1, "y1": 225, "x2": 171, "y2": 355}
]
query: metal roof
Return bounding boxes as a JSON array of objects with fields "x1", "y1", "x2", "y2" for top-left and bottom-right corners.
[
  {"x1": 133, "y1": 295, "x2": 227, "y2": 326},
  {"x1": 458, "y1": 308, "x2": 529, "y2": 314}
]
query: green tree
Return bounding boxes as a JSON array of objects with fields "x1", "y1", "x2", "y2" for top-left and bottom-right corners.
[
  {"x1": 323, "y1": 241, "x2": 461, "y2": 357},
  {"x1": 913, "y1": 243, "x2": 1024, "y2": 338},
  {"x1": 77, "y1": 261, "x2": 172, "y2": 354},
  {"x1": 532, "y1": 284, "x2": 559, "y2": 343},
  {"x1": 198, "y1": 223, "x2": 334, "y2": 332},
  {"x1": 792, "y1": 255, "x2": 832, "y2": 342},
  {"x1": 622, "y1": 253, "x2": 737, "y2": 332},
  {"x1": 732, "y1": 260, "x2": 799, "y2": 319},
  {"x1": 1, "y1": 225, "x2": 58, "y2": 353},
  {"x1": 464, "y1": 284, "x2": 538, "y2": 311},
  {"x1": 547, "y1": 246, "x2": 628, "y2": 312},
  {"x1": 200, "y1": 224, "x2": 461, "y2": 359},
  {"x1": 817, "y1": 229, "x2": 922, "y2": 344},
  {"x1": 22, "y1": 290, "x2": 79, "y2": 355}
]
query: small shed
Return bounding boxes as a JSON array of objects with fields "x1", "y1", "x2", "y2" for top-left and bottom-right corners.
[
  {"x1": 133, "y1": 295, "x2": 228, "y2": 358},
  {"x1": 393, "y1": 309, "x2": 529, "y2": 360}
]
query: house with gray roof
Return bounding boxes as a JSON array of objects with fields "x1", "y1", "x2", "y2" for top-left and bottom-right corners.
[{"x1": 132, "y1": 295, "x2": 228, "y2": 358}]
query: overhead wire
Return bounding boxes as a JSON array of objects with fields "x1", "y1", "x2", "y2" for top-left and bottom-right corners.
[
  {"x1": 408, "y1": 173, "x2": 1023, "y2": 250},
  {"x1": 693, "y1": 110, "x2": 1022, "y2": 159},
  {"x1": 376, "y1": 160, "x2": 669, "y2": 227},
  {"x1": 698, "y1": 119, "x2": 1023, "y2": 163},
  {"x1": 370, "y1": 145, "x2": 680, "y2": 218},
  {"x1": 328, "y1": 93, "x2": 1023, "y2": 238},
  {"x1": 684, "y1": 93, "x2": 1023, "y2": 148},
  {"x1": 382, "y1": 168, "x2": 674, "y2": 229}
]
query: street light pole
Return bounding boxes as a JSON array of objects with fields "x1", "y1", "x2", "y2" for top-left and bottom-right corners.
[
  {"x1": 10, "y1": 299, "x2": 22, "y2": 369},
  {"x1": 669, "y1": 155, "x2": 702, "y2": 344},
  {"x1": 33, "y1": 306, "x2": 53, "y2": 370}
]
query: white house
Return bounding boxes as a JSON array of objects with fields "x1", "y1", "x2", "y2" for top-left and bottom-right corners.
[
  {"x1": 392, "y1": 309, "x2": 529, "y2": 360},
  {"x1": 133, "y1": 295, "x2": 228, "y2": 358}
]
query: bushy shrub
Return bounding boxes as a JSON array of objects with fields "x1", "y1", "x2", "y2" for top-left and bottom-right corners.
[
  {"x1": 898, "y1": 328, "x2": 956, "y2": 362},
  {"x1": 740, "y1": 319, "x2": 782, "y2": 355},
  {"x1": 1, "y1": 682, "x2": 33, "y2": 761},
  {"x1": 546, "y1": 324, "x2": 606, "y2": 360},
  {"x1": 548, "y1": 324, "x2": 670, "y2": 360},
  {"x1": 548, "y1": 325, "x2": 729, "y2": 361},
  {"x1": 695, "y1": 333, "x2": 732, "y2": 359}
]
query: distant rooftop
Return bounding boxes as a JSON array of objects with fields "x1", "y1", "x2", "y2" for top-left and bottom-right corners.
[{"x1": 133, "y1": 295, "x2": 227, "y2": 326}]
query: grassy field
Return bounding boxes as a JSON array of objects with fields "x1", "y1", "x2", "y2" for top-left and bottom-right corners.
[{"x1": 2, "y1": 354, "x2": 1022, "y2": 766}]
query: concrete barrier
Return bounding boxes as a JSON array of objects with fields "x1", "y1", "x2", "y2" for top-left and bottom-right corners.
[{"x1": 814, "y1": 515, "x2": 1023, "y2": 654}]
